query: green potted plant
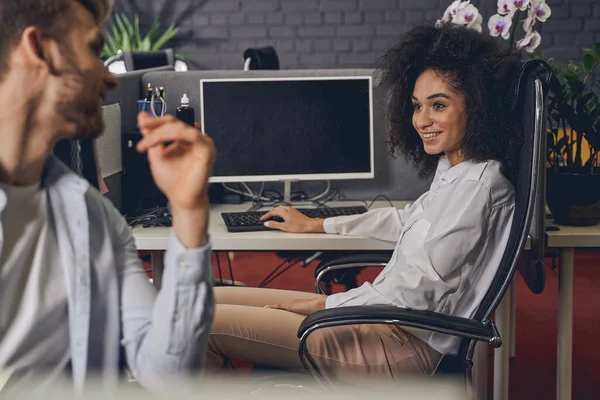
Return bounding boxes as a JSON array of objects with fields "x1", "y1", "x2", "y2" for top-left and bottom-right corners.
[
  {"x1": 544, "y1": 45, "x2": 600, "y2": 225},
  {"x1": 102, "y1": 13, "x2": 179, "y2": 59}
]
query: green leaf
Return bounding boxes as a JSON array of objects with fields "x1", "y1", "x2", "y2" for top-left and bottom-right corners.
[
  {"x1": 111, "y1": 23, "x2": 122, "y2": 45},
  {"x1": 568, "y1": 61, "x2": 579, "y2": 75},
  {"x1": 103, "y1": 36, "x2": 121, "y2": 57},
  {"x1": 120, "y1": 13, "x2": 135, "y2": 38},
  {"x1": 133, "y1": 14, "x2": 141, "y2": 48},
  {"x1": 121, "y1": 33, "x2": 131, "y2": 52},
  {"x1": 143, "y1": 20, "x2": 160, "y2": 45},
  {"x1": 114, "y1": 14, "x2": 129, "y2": 43},
  {"x1": 141, "y1": 36, "x2": 151, "y2": 51},
  {"x1": 583, "y1": 53, "x2": 595, "y2": 72},
  {"x1": 594, "y1": 42, "x2": 600, "y2": 57},
  {"x1": 151, "y1": 24, "x2": 179, "y2": 51}
]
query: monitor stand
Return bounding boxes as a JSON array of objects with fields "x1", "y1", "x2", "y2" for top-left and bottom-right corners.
[
  {"x1": 283, "y1": 180, "x2": 294, "y2": 203},
  {"x1": 282, "y1": 180, "x2": 313, "y2": 207}
]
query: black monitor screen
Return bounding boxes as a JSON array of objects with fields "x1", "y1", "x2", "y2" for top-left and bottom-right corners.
[{"x1": 200, "y1": 77, "x2": 373, "y2": 181}]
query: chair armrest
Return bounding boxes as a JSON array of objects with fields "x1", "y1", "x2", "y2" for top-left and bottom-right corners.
[
  {"x1": 315, "y1": 252, "x2": 392, "y2": 277},
  {"x1": 298, "y1": 305, "x2": 502, "y2": 347},
  {"x1": 314, "y1": 252, "x2": 392, "y2": 294},
  {"x1": 318, "y1": 253, "x2": 393, "y2": 269}
]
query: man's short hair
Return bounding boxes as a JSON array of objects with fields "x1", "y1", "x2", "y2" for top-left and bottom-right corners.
[{"x1": 0, "y1": 0, "x2": 112, "y2": 75}]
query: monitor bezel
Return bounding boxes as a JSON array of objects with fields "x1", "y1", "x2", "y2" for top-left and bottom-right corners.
[{"x1": 199, "y1": 75, "x2": 375, "y2": 183}]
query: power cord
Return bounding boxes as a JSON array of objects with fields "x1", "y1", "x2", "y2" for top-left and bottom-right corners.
[
  {"x1": 149, "y1": 87, "x2": 167, "y2": 118},
  {"x1": 365, "y1": 194, "x2": 395, "y2": 209},
  {"x1": 222, "y1": 182, "x2": 272, "y2": 203},
  {"x1": 126, "y1": 206, "x2": 171, "y2": 227}
]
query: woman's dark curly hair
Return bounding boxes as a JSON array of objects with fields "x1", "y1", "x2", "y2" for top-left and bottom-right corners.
[{"x1": 377, "y1": 22, "x2": 522, "y2": 180}]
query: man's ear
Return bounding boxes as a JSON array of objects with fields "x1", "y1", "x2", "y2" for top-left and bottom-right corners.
[{"x1": 18, "y1": 26, "x2": 61, "y2": 74}]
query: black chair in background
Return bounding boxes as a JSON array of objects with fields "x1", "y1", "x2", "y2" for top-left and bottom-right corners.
[
  {"x1": 104, "y1": 48, "x2": 188, "y2": 74},
  {"x1": 296, "y1": 60, "x2": 551, "y2": 395},
  {"x1": 243, "y1": 46, "x2": 280, "y2": 70}
]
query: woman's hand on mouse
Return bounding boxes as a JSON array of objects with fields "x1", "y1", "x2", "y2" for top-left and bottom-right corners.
[{"x1": 259, "y1": 205, "x2": 325, "y2": 233}]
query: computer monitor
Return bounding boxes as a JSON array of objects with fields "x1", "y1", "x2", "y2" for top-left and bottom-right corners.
[{"x1": 199, "y1": 76, "x2": 374, "y2": 190}]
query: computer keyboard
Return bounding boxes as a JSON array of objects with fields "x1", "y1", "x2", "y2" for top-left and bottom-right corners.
[{"x1": 221, "y1": 206, "x2": 369, "y2": 232}]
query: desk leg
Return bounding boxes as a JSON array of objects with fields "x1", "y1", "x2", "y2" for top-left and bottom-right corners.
[
  {"x1": 472, "y1": 341, "x2": 488, "y2": 400},
  {"x1": 151, "y1": 250, "x2": 164, "y2": 291},
  {"x1": 510, "y1": 281, "x2": 516, "y2": 359},
  {"x1": 494, "y1": 288, "x2": 511, "y2": 400},
  {"x1": 558, "y1": 247, "x2": 574, "y2": 400}
]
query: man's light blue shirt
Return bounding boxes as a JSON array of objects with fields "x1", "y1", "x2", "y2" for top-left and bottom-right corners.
[{"x1": 0, "y1": 156, "x2": 215, "y2": 393}]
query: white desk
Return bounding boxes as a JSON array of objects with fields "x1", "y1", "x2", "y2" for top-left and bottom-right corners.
[
  {"x1": 131, "y1": 201, "x2": 600, "y2": 400},
  {"x1": 132, "y1": 201, "x2": 406, "y2": 251}
]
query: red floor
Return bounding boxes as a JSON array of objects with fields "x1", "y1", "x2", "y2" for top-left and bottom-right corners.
[{"x1": 201, "y1": 249, "x2": 600, "y2": 400}]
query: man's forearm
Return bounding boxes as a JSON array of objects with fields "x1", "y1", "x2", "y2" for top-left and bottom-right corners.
[{"x1": 170, "y1": 201, "x2": 209, "y2": 248}]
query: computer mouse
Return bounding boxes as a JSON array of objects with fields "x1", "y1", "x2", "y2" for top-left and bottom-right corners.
[{"x1": 264, "y1": 216, "x2": 285, "y2": 223}]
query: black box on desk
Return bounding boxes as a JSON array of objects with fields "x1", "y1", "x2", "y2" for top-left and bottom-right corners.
[
  {"x1": 121, "y1": 130, "x2": 239, "y2": 215},
  {"x1": 121, "y1": 130, "x2": 168, "y2": 215}
]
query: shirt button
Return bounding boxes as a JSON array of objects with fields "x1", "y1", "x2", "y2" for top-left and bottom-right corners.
[
  {"x1": 174, "y1": 312, "x2": 181, "y2": 321},
  {"x1": 180, "y1": 261, "x2": 189, "y2": 270}
]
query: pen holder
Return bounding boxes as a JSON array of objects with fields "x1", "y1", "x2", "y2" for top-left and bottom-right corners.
[{"x1": 137, "y1": 100, "x2": 164, "y2": 117}]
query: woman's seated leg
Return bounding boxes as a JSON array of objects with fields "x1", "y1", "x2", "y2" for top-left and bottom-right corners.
[
  {"x1": 214, "y1": 286, "x2": 322, "y2": 307},
  {"x1": 206, "y1": 287, "x2": 442, "y2": 381}
]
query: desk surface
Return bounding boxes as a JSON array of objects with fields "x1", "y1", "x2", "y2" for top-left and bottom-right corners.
[
  {"x1": 131, "y1": 201, "x2": 600, "y2": 251},
  {"x1": 133, "y1": 201, "x2": 403, "y2": 251}
]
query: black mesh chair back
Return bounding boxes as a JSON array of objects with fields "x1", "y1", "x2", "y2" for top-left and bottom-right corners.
[{"x1": 444, "y1": 59, "x2": 552, "y2": 371}]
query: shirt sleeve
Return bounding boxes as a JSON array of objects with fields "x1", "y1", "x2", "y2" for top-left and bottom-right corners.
[
  {"x1": 323, "y1": 202, "x2": 418, "y2": 243},
  {"x1": 111, "y1": 207, "x2": 214, "y2": 393},
  {"x1": 326, "y1": 180, "x2": 495, "y2": 310}
]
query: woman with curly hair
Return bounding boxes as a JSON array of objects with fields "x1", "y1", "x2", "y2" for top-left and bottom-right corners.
[{"x1": 205, "y1": 22, "x2": 522, "y2": 380}]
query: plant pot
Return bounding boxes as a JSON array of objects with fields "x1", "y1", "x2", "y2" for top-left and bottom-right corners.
[{"x1": 546, "y1": 168, "x2": 600, "y2": 226}]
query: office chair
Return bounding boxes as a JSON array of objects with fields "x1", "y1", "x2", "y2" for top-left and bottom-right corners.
[
  {"x1": 243, "y1": 46, "x2": 280, "y2": 71},
  {"x1": 297, "y1": 60, "x2": 551, "y2": 393},
  {"x1": 104, "y1": 48, "x2": 188, "y2": 74}
]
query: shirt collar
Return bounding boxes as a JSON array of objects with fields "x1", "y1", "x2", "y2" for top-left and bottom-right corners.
[
  {"x1": 42, "y1": 155, "x2": 89, "y2": 193},
  {"x1": 438, "y1": 158, "x2": 474, "y2": 184}
]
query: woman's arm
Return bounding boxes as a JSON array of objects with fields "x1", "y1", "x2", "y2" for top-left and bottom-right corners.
[
  {"x1": 322, "y1": 204, "x2": 415, "y2": 242},
  {"x1": 260, "y1": 200, "x2": 421, "y2": 243},
  {"x1": 326, "y1": 179, "x2": 512, "y2": 311}
]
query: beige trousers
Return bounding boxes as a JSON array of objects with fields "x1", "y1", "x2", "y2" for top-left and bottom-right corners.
[{"x1": 206, "y1": 287, "x2": 443, "y2": 382}]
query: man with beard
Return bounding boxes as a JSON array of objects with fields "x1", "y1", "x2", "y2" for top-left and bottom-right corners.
[{"x1": 0, "y1": 0, "x2": 215, "y2": 393}]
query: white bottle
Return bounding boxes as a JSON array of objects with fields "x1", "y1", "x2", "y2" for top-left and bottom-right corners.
[{"x1": 176, "y1": 93, "x2": 195, "y2": 126}]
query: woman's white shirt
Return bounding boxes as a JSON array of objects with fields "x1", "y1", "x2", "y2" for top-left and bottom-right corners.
[{"x1": 323, "y1": 156, "x2": 515, "y2": 355}]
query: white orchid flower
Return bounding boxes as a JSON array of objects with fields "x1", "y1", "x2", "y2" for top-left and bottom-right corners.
[
  {"x1": 497, "y1": 0, "x2": 515, "y2": 15},
  {"x1": 523, "y1": 10, "x2": 536, "y2": 32},
  {"x1": 454, "y1": 3, "x2": 481, "y2": 28},
  {"x1": 469, "y1": 13, "x2": 483, "y2": 32},
  {"x1": 516, "y1": 30, "x2": 542, "y2": 52},
  {"x1": 442, "y1": 0, "x2": 466, "y2": 22},
  {"x1": 511, "y1": 0, "x2": 530, "y2": 11},
  {"x1": 530, "y1": 0, "x2": 552, "y2": 22},
  {"x1": 488, "y1": 14, "x2": 513, "y2": 40}
]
